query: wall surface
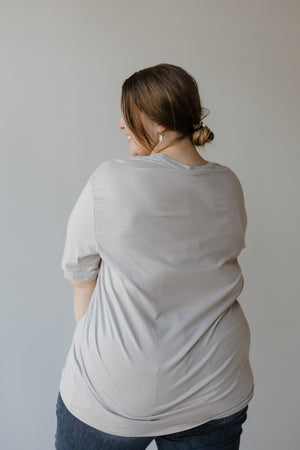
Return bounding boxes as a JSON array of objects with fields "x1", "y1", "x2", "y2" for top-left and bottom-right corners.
[{"x1": 1, "y1": 1, "x2": 299, "y2": 449}]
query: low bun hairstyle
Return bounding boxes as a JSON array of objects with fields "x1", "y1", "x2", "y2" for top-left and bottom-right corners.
[
  {"x1": 192, "y1": 124, "x2": 214, "y2": 147},
  {"x1": 121, "y1": 63, "x2": 214, "y2": 152}
]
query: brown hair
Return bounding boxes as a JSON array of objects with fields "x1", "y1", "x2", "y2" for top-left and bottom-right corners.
[{"x1": 120, "y1": 63, "x2": 214, "y2": 152}]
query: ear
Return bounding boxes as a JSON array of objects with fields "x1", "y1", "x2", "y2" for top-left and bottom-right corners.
[{"x1": 157, "y1": 125, "x2": 166, "y2": 133}]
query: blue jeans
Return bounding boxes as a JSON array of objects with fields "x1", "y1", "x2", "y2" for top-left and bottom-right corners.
[{"x1": 55, "y1": 391, "x2": 248, "y2": 449}]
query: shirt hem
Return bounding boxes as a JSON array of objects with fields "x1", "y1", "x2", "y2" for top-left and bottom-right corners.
[{"x1": 59, "y1": 381, "x2": 254, "y2": 437}]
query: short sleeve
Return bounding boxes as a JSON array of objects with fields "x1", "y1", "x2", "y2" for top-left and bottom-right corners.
[{"x1": 61, "y1": 178, "x2": 101, "y2": 282}]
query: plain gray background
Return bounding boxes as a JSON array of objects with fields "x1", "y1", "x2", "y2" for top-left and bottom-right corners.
[{"x1": 1, "y1": 1, "x2": 299, "y2": 449}]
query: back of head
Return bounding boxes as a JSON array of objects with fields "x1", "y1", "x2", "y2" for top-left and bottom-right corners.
[{"x1": 121, "y1": 63, "x2": 214, "y2": 153}]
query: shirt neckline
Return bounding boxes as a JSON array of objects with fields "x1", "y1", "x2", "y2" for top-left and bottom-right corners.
[{"x1": 150, "y1": 153, "x2": 215, "y2": 170}]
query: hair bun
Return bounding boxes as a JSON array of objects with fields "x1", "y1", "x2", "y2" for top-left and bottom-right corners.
[{"x1": 192, "y1": 125, "x2": 214, "y2": 147}]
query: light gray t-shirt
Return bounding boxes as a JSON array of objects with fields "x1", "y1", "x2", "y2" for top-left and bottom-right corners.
[{"x1": 59, "y1": 153, "x2": 254, "y2": 437}]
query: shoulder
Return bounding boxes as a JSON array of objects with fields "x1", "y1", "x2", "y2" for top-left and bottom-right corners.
[
  {"x1": 214, "y1": 162, "x2": 244, "y2": 185},
  {"x1": 89, "y1": 159, "x2": 116, "y2": 179},
  {"x1": 88, "y1": 157, "x2": 137, "y2": 195},
  {"x1": 89, "y1": 156, "x2": 153, "y2": 186},
  {"x1": 211, "y1": 163, "x2": 246, "y2": 204},
  {"x1": 90, "y1": 156, "x2": 137, "y2": 178}
]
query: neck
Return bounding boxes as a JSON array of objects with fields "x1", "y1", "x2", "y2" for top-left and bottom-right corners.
[{"x1": 150, "y1": 135, "x2": 207, "y2": 165}]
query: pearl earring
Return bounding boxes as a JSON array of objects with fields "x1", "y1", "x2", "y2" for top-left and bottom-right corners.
[{"x1": 159, "y1": 132, "x2": 163, "y2": 143}]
